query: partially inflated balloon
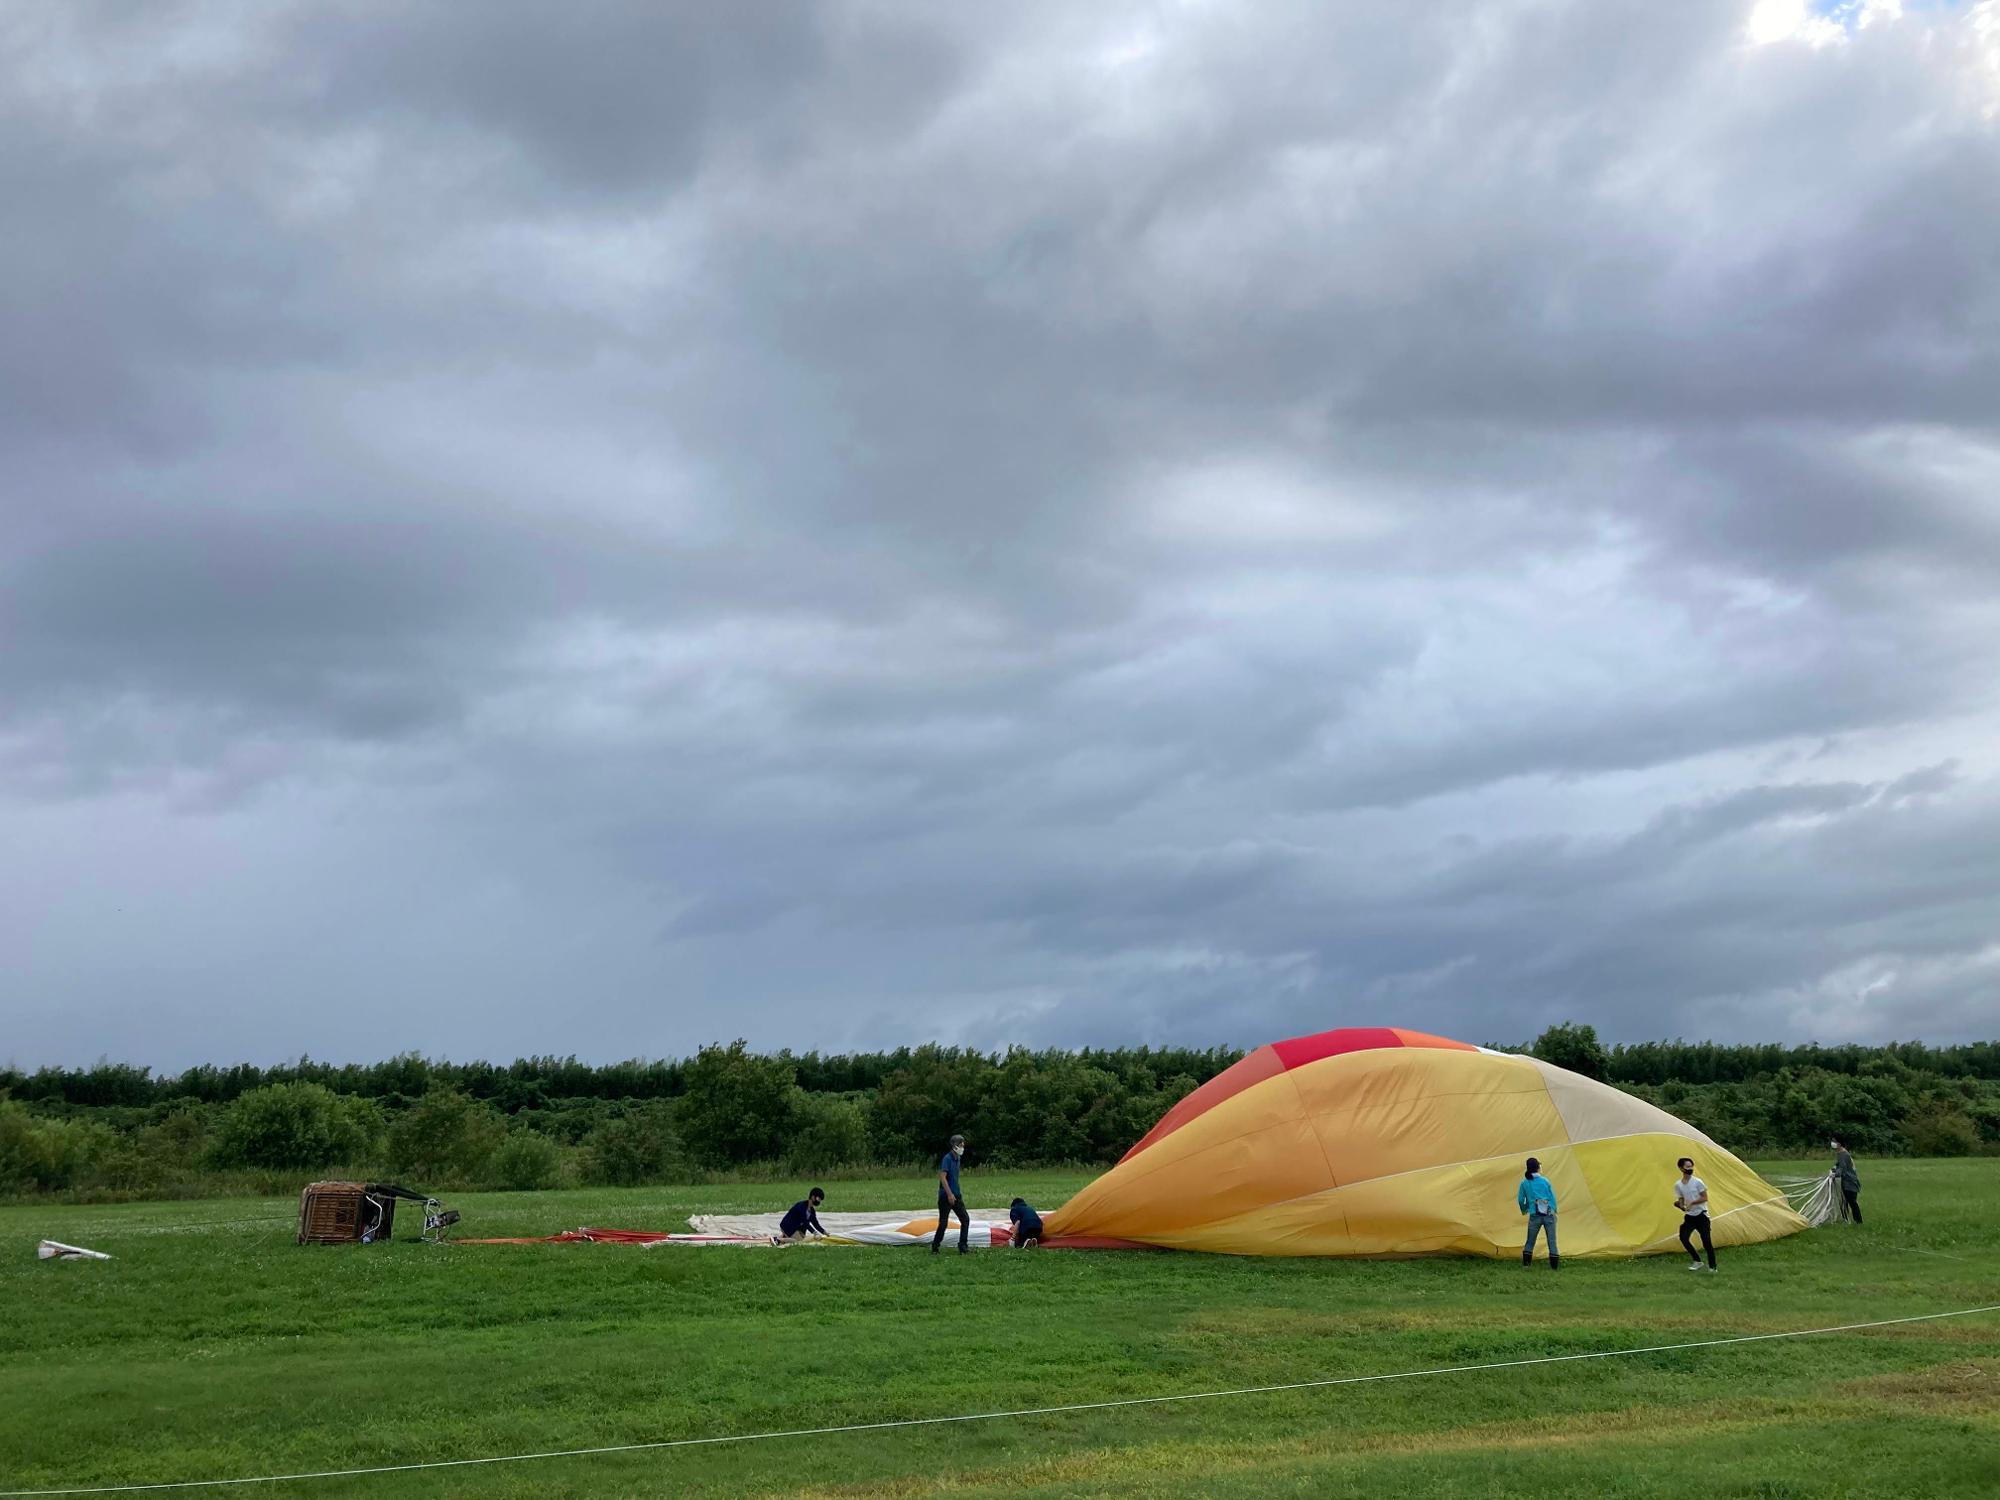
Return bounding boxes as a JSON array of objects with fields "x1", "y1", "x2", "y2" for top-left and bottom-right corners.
[{"x1": 1041, "y1": 1027, "x2": 1806, "y2": 1257}]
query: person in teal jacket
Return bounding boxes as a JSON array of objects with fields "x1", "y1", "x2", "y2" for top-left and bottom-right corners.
[{"x1": 1518, "y1": 1157, "x2": 1559, "y2": 1269}]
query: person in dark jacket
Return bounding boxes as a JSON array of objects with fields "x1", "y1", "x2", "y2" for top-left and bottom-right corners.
[
  {"x1": 773, "y1": 1187, "x2": 827, "y2": 1244},
  {"x1": 931, "y1": 1135, "x2": 970, "y2": 1254},
  {"x1": 1009, "y1": 1197, "x2": 1044, "y2": 1248},
  {"x1": 1830, "y1": 1139, "x2": 1862, "y2": 1224}
]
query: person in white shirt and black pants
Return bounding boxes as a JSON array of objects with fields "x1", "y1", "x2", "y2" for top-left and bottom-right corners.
[{"x1": 1674, "y1": 1155, "x2": 1716, "y2": 1272}]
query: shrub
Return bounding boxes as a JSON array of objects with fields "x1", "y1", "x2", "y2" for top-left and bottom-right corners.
[
  {"x1": 784, "y1": 1091, "x2": 869, "y2": 1173},
  {"x1": 384, "y1": 1090, "x2": 505, "y2": 1185},
  {"x1": 488, "y1": 1128, "x2": 563, "y2": 1191},
  {"x1": 209, "y1": 1084, "x2": 381, "y2": 1171},
  {"x1": 583, "y1": 1101, "x2": 686, "y2": 1186},
  {"x1": 0, "y1": 1100, "x2": 116, "y2": 1191},
  {"x1": 1902, "y1": 1101, "x2": 1979, "y2": 1156},
  {"x1": 94, "y1": 1103, "x2": 212, "y2": 1193}
]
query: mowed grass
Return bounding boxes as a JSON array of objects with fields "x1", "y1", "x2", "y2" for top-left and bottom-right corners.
[{"x1": 3, "y1": 1160, "x2": 1996, "y2": 1498}]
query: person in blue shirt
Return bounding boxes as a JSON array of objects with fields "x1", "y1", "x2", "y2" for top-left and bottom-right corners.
[
  {"x1": 931, "y1": 1134, "x2": 969, "y2": 1254},
  {"x1": 1518, "y1": 1157, "x2": 1559, "y2": 1269},
  {"x1": 772, "y1": 1187, "x2": 826, "y2": 1245},
  {"x1": 1009, "y1": 1197, "x2": 1043, "y2": 1248}
]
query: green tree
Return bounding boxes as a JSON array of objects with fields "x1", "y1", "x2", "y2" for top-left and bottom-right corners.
[
  {"x1": 677, "y1": 1041, "x2": 798, "y2": 1167},
  {"x1": 488, "y1": 1128, "x2": 563, "y2": 1191},
  {"x1": 582, "y1": 1101, "x2": 686, "y2": 1186},
  {"x1": 784, "y1": 1091, "x2": 869, "y2": 1173},
  {"x1": 0, "y1": 1100, "x2": 116, "y2": 1191},
  {"x1": 1532, "y1": 1021, "x2": 1610, "y2": 1081},
  {"x1": 1902, "y1": 1100, "x2": 1979, "y2": 1156},
  {"x1": 868, "y1": 1046, "x2": 995, "y2": 1162},
  {"x1": 384, "y1": 1090, "x2": 504, "y2": 1184},
  {"x1": 209, "y1": 1083, "x2": 381, "y2": 1171}
]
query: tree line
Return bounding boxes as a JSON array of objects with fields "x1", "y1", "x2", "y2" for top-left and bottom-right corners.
[{"x1": 3, "y1": 1029, "x2": 1994, "y2": 1199}]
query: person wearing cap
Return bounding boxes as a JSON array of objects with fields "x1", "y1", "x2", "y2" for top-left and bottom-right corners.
[
  {"x1": 931, "y1": 1134, "x2": 970, "y2": 1254},
  {"x1": 1517, "y1": 1156, "x2": 1559, "y2": 1269},
  {"x1": 1674, "y1": 1155, "x2": 1717, "y2": 1272}
]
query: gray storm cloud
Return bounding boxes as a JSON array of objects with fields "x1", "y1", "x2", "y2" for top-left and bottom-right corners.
[{"x1": 3, "y1": 0, "x2": 1997, "y2": 1069}]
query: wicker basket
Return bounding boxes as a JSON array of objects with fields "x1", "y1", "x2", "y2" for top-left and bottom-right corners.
[{"x1": 296, "y1": 1181, "x2": 397, "y2": 1245}]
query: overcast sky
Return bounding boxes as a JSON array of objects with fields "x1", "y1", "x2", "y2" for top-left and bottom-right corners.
[{"x1": 4, "y1": 1, "x2": 1998, "y2": 1072}]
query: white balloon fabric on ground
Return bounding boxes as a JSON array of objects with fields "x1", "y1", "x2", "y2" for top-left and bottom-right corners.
[{"x1": 36, "y1": 1240, "x2": 111, "y2": 1261}]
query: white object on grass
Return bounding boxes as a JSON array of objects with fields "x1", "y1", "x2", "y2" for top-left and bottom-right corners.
[{"x1": 36, "y1": 1241, "x2": 111, "y2": 1261}]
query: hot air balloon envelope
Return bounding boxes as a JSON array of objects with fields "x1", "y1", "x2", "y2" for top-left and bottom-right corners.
[{"x1": 1040, "y1": 1027, "x2": 1807, "y2": 1257}]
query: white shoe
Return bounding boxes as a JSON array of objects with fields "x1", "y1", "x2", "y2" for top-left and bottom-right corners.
[{"x1": 1685, "y1": 1261, "x2": 1705, "y2": 1271}]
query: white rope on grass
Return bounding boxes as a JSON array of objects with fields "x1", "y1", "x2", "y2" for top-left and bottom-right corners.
[{"x1": 4, "y1": 1302, "x2": 1995, "y2": 1497}]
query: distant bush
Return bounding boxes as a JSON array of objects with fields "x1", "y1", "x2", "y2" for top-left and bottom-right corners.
[
  {"x1": 1901, "y1": 1101, "x2": 1979, "y2": 1157},
  {"x1": 384, "y1": 1090, "x2": 504, "y2": 1185},
  {"x1": 95, "y1": 1103, "x2": 212, "y2": 1192},
  {"x1": 784, "y1": 1091, "x2": 869, "y2": 1173},
  {"x1": 487, "y1": 1128, "x2": 563, "y2": 1191},
  {"x1": 208, "y1": 1084, "x2": 381, "y2": 1171},
  {"x1": 582, "y1": 1101, "x2": 686, "y2": 1186},
  {"x1": 0, "y1": 1100, "x2": 115, "y2": 1191}
]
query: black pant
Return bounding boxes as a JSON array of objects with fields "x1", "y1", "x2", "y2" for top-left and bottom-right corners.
[
  {"x1": 932, "y1": 1192, "x2": 969, "y2": 1252},
  {"x1": 1842, "y1": 1188, "x2": 1862, "y2": 1224},
  {"x1": 1679, "y1": 1213, "x2": 1715, "y2": 1268}
]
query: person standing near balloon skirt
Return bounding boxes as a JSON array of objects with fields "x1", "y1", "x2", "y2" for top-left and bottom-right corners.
[
  {"x1": 1517, "y1": 1156, "x2": 1559, "y2": 1269},
  {"x1": 1831, "y1": 1138, "x2": 1863, "y2": 1224},
  {"x1": 932, "y1": 1134, "x2": 970, "y2": 1254}
]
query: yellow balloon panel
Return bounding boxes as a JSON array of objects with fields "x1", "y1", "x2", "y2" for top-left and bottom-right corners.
[
  {"x1": 1051, "y1": 1111, "x2": 1332, "y2": 1240},
  {"x1": 1048, "y1": 1047, "x2": 1568, "y2": 1243},
  {"x1": 1285, "y1": 1047, "x2": 1564, "y2": 1188},
  {"x1": 1570, "y1": 1135, "x2": 1806, "y2": 1252}
]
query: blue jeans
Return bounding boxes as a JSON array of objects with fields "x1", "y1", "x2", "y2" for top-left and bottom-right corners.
[{"x1": 1524, "y1": 1212, "x2": 1557, "y2": 1260}]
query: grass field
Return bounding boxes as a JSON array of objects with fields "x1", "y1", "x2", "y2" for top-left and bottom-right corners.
[{"x1": 4, "y1": 1159, "x2": 1997, "y2": 1498}]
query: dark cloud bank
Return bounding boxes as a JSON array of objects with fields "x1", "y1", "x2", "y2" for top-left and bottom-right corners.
[{"x1": 3, "y1": 1, "x2": 1997, "y2": 1069}]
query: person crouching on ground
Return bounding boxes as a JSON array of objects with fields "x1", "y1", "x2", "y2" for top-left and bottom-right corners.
[
  {"x1": 932, "y1": 1134, "x2": 970, "y2": 1254},
  {"x1": 1517, "y1": 1157, "x2": 1558, "y2": 1269},
  {"x1": 1674, "y1": 1156, "x2": 1716, "y2": 1272},
  {"x1": 1831, "y1": 1138, "x2": 1862, "y2": 1224},
  {"x1": 1009, "y1": 1197, "x2": 1043, "y2": 1248},
  {"x1": 773, "y1": 1187, "x2": 827, "y2": 1245}
]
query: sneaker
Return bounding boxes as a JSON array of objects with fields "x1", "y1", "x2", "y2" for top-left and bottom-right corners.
[{"x1": 1686, "y1": 1261, "x2": 1705, "y2": 1271}]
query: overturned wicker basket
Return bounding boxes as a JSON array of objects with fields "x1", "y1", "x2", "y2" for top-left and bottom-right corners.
[{"x1": 296, "y1": 1181, "x2": 398, "y2": 1245}]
